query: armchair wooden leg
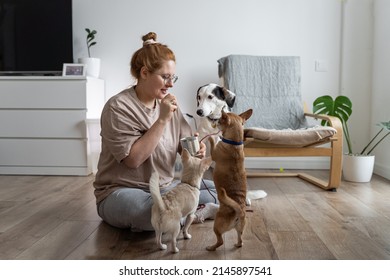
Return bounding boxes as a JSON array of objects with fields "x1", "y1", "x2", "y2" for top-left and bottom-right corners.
[
  {"x1": 327, "y1": 140, "x2": 342, "y2": 190},
  {"x1": 297, "y1": 173, "x2": 337, "y2": 191},
  {"x1": 244, "y1": 136, "x2": 343, "y2": 191},
  {"x1": 246, "y1": 171, "x2": 339, "y2": 191}
]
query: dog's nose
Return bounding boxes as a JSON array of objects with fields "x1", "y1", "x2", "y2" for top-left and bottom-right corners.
[{"x1": 196, "y1": 109, "x2": 204, "y2": 117}]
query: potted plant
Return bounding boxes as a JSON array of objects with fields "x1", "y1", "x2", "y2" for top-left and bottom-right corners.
[
  {"x1": 78, "y1": 28, "x2": 100, "y2": 78},
  {"x1": 313, "y1": 95, "x2": 390, "y2": 182},
  {"x1": 85, "y1": 28, "x2": 97, "y2": 58}
]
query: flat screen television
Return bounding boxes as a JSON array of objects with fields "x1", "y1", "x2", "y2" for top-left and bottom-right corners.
[{"x1": 0, "y1": 0, "x2": 73, "y2": 76}]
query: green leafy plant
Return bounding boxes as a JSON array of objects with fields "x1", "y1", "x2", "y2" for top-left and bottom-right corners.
[
  {"x1": 360, "y1": 121, "x2": 390, "y2": 155},
  {"x1": 313, "y1": 95, "x2": 353, "y2": 154},
  {"x1": 313, "y1": 95, "x2": 390, "y2": 155},
  {"x1": 85, "y1": 28, "x2": 97, "y2": 57}
]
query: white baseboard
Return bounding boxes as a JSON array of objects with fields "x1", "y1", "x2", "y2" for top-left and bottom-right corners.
[
  {"x1": 374, "y1": 162, "x2": 390, "y2": 180},
  {"x1": 245, "y1": 158, "x2": 390, "y2": 181},
  {"x1": 244, "y1": 157, "x2": 330, "y2": 170},
  {"x1": 0, "y1": 166, "x2": 92, "y2": 176}
]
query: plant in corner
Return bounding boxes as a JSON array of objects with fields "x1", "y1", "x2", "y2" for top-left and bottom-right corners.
[
  {"x1": 360, "y1": 120, "x2": 390, "y2": 155},
  {"x1": 313, "y1": 95, "x2": 390, "y2": 155},
  {"x1": 78, "y1": 28, "x2": 100, "y2": 78},
  {"x1": 313, "y1": 95, "x2": 390, "y2": 182}
]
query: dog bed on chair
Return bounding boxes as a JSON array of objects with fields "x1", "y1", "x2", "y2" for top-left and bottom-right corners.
[{"x1": 244, "y1": 125, "x2": 337, "y2": 147}]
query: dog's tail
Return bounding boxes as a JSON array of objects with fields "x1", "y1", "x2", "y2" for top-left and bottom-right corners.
[
  {"x1": 218, "y1": 187, "x2": 244, "y2": 216},
  {"x1": 149, "y1": 171, "x2": 166, "y2": 211}
]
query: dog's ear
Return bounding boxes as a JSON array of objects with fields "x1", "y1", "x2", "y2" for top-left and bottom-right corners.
[
  {"x1": 196, "y1": 86, "x2": 202, "y2": 106},
  {"x1": 181, "y1": 148, "x2": 191, "y2": 161},
  {"x1": 239, "y1": 109, "x2": 253, "y2": 122},
  {"x1": 220, "y1": 110, "x2": 231, "y2": 126},
  {"x1": 201, "y1": 157, "x2": 213, "y2": 171},
  {"x1": 197, "y1": 84, "x2": 208, "y2": 93},
  {"x1": 213, "y1": 86, "x2": 236, "y2": 108},
  {"x1": 197, "y1": 84, "x2": 208, "y2": 106},
  {"x1": 222, "y1": 87, "x2": 236, "y2": 108},
  {"x1": 213, "y1": 86, "x2": 225, "y2": 101}
]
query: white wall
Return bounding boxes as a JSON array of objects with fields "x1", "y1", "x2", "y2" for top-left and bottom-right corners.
[
  {"x1": 340, "y1": 0, "x2": 373, "y2": 154},
  {"x1": 72, "y1": 0, "x2": 389, "y2": 177},
  {"x1": 72, "y1": 0, "x2": 341, "y2": 115},
  {"x1": 371, "y1": 0, "x2": 390, "y2": 179},
  {"x1": 340, "y1": 0, "x2": 390, "y2": 180}
]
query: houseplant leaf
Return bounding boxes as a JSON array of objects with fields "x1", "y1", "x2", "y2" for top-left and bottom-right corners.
[
  {"x1": 334, "y1": 95, "x2": 352, "y2": 123},
  {"x1": 377, "y1": 120, "x2": 390, "y2": 130},
  {"x1": 313, "y1": 95, "x2": 353, "y2": 154},
  {"x1": 313, "y1": 95, "x2": 352, "y2": 124},
  {"x1": 361, "y1": 120, "x2": 390, "y2": 155},
  {"x1": 85, "y1": 28, "x2": 97, "y2": 57}
]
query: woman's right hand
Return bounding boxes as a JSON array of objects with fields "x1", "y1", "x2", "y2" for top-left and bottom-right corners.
[
  {"x1": 159, "y1": 93, "x2": 177, "y2": 123},
  {"x1": 124, "y1": 93, "x2": 177, "y2": 169}
]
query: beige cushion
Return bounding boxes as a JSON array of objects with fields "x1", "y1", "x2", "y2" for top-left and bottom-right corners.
[{"x1": 244, "y1": 126, "x2": 337, "y2": 147}]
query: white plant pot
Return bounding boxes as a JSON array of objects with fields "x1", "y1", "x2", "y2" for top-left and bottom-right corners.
[
  {"x1": 78, "y1": 57, "x2": 101, "y2": 78},
  {"x1": 342, "y1": 154, "x2": 375, "y2": 183}
]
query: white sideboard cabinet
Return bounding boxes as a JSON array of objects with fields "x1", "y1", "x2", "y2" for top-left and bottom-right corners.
[{"x1": 0, "y1": 76, "x2": 105, "y2": 175}]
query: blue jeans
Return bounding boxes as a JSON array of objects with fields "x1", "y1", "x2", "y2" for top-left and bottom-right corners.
[{"x1": 97, "y1": 179, "x2": 217, "y2": 231}]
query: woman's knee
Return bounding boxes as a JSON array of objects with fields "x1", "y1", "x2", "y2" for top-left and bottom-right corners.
[{"x1": 97, "y1": 188, "x2": 154, "y2": 230}]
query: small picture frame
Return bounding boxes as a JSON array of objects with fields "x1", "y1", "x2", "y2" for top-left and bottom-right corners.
[{"x1": 62, "y1": 63, "x2": 86, "y2": 77}]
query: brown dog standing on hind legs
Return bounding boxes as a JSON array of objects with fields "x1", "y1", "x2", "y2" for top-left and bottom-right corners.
[{"x1": 206, "y1": 109, "x2": 253, "y2": 251}]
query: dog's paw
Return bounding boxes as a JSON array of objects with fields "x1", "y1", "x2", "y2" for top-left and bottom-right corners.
[
  {"x1": 206, "y1": 245, "x2": 217, "y2": 251},
  {"x1": 207, "y1": 240, "x2": 224, "y2": 251},
  {"x1": 159, "y1": 243, "x2": 167, "y2": 250},
  {"x1": 172, "y1": 247, "x2": 179, "y2": 253},
  {"x1": 183, "y1": 232, "x2": 192, "y2": 239},
  {"x1": 234, "y1": 242, "x2": 243, "y2": 248},
  {"x1": 245, "y1": 197, "x2": 251, "y2": 206}
]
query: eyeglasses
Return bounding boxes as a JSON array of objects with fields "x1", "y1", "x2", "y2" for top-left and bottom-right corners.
[{"x1": 155, "y1": 73, "x2": 178, "y2": 84}]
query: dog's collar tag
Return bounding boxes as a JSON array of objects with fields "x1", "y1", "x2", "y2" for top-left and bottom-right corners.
[{"x1": 220, "y1": 137, "x2": 244, "y2": 146}]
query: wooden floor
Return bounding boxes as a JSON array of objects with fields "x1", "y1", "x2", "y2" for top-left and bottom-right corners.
[{"x1": 0, "y1": 170, "x2": 390, "y2": 260}]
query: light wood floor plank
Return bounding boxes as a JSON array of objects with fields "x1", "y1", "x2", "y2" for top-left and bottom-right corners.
[
  {"x1": 65, "y1": 223, "x2": 131, "y2": 260},
  {"x1": 288, "y1": 191, "x2": 390, "y2": 259},
  {"x1": 15, "y1": 220, "x2": 100, "y2": 260},
  {"x1": 268, "y1": 231, "x2": 335, "y2": 260}
]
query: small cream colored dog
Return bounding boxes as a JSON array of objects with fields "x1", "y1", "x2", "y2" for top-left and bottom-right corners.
[{"x1": 149, "y1": 149, "x2": 212, "y2": 253}]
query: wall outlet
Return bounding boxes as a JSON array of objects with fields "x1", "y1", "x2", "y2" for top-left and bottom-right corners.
[{"x1": 315, "y1": 60, "x2": 328, "y2": 72}]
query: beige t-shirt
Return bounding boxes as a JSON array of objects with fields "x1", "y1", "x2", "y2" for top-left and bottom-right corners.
[{"x1": 93, "y1": 86, "x2": 192, "y2": 204}]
